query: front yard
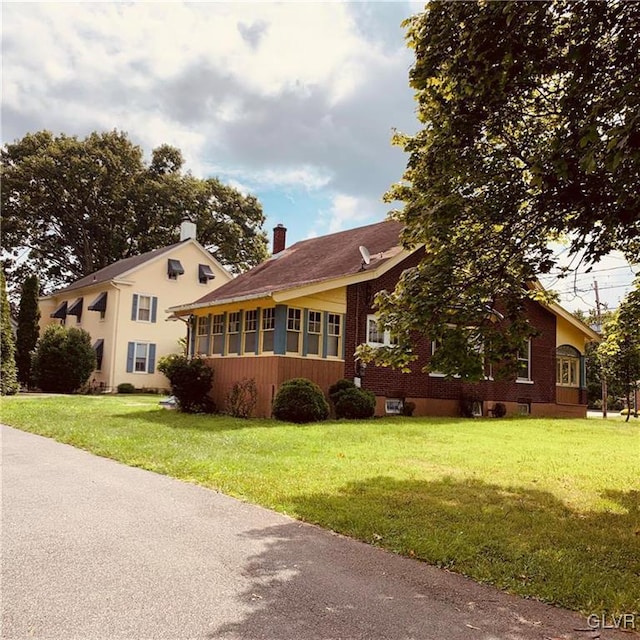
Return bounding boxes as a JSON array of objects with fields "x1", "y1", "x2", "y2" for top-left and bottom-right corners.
[{"x1": 2, "y1": 394, "x2": 638, "y2": 616}]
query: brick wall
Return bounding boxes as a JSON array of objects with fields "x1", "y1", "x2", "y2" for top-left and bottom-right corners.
[{"x1": 345, "y1": 253, "x2": 558, "y2": 409}]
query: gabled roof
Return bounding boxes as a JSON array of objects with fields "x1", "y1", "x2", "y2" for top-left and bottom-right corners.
[
  {"x1": 45, "y1": 239, "x2": 226, "y2": 296},
  {"x1": 185, "y1": 220, "x2": 406, "y2": 308}
]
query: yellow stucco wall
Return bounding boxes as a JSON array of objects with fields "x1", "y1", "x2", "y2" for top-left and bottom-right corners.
[
  {"x1": 556, "y1": 314, "x2": 591, "y2": 354},
  {"x1": 38, "y1": 241, "x2": 231, "y2": 392}
]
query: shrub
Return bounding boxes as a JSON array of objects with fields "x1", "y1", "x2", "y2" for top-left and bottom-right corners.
[
  {"x1": 0, "y1": 269, "x2": 19, "y2": 395},
  {"x1": 16, "y1": 274, "x2": 40, "y2": 388},
  {"x1": 157, "y1": 354, "x2": 214, "y2": 413},
  {"x1": 32, "y1": 325, "x2": 96, "y2": 393},
  {"x1": 334, "y1": 387, "x2": 376, "y2": 420},
  {"x1": 117, "y1": 382, "x2": 136, "y2": 394},
  {"x1": 226, "y1": 378, "x2": 258, "y2": 418},
  {"x1": 272, "y1": 378, "x2": 329, "y2": 424},
  {"x1": 328, "y1": 378, "x2": 356, "y2": 405},
  {"x1": 402, "y1": 401, "x2": 416, "y2": 417},
  {"x1": 493, "y1": 402, "x2": 507, "y2": 418}
]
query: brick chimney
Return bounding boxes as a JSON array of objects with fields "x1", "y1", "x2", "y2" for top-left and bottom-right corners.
[{"x1": 273, "y1": 224, "x2": 287, "y2": 255}]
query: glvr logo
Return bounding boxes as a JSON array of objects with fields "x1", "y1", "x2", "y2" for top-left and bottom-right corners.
[{"x1": 587, "y1": 613, "x2": 637, "y2": 630}]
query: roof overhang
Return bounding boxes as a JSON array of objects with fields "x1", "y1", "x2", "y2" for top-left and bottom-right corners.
[{"x1": 168, "y1": 246, "x2": 420, "y2": 315}]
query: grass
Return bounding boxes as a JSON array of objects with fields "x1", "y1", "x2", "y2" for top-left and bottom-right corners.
[{"x1": 2, "y1": 393, "x2": 639, "y2": 616}]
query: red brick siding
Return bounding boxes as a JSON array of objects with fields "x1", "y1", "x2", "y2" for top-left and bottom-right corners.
[{"x1": 345, "y1": 253, "x2": 559, "y2": 408}]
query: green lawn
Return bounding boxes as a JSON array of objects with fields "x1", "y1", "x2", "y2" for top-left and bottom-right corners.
[{"x1": 2, "y1": 394, "x2": 639, "y2": 616}]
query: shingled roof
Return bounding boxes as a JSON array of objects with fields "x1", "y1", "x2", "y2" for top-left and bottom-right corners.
[
  {"x1": 192, "y1": 219, "x2": 406, "y2": 306},
  {"x1": 51, "y1": 241, "x2": 187, "y2": 295}
]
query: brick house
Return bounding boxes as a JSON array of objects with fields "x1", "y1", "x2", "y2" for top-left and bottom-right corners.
[{"x1": 170, "y1": 220, "x2": 598, "y2": 417}]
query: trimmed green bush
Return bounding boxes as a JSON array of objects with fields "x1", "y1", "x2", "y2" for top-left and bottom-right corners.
[
  {"x1": 157, "y1": 354, "x2": 214, "y2": 413},
  {"x1": 117, "y1": 382, "x2": 136, "y2": 394},
  {"x1": 328, "y1": 378, "x2": 356, "y2": 405},
  {"x1": 272, "y1": 378, "x2": 329, "y2": 424},
  {"x1": 334, "y1": 387, "x2": 376, "y2": 419},
  {"x1": 33, "y1": 325, "x2": 96, "y2": 393}
]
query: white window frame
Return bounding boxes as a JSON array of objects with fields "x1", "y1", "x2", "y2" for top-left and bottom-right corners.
[
  {"x1": 286, "y1": 307, "x2": 302, "y2": 354},
  {"x1": 517, "y1": 339, "x2": 533, "y2": 383},
  {"x1": 261, "y1": 308, "x2": 275, "y2": 353},
  {"x1": 227, "y1": 312, "x2": 241, "y2": 354},
  {"x1": 137, "y1": 294, "x2": 152, "y2": 323},
  {"x1": 243, "y1": 309, "x2": 258, "y2": 354},
  {"x1": 327, "y1": 313, "x2": 342, "y2": 358},
  {"x1": 195, "y1": 315, "x2": 210, "y2": 356},
  {"x1": 366, "y1": 314, "x2": 397, "y2": 347},
  {"x1": 307, "y1": 310, "x2": 322, "y2": 356},
  {"x1": 211, "y1": 314, "x2": 225, "y2": 355},
  {"x1": 134, "y1": 342, "x2": 150, "y2": 373}
]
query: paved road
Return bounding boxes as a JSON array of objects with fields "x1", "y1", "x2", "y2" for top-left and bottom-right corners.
[{"x1": 1, "y1": 424, "x2": 632, "y2": 640}]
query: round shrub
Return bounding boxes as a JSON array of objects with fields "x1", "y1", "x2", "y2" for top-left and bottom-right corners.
[
  {"x1": 334, "y1": 387, "x2": 376, "y2": 419},
  {"x1": 493, "y1": 402, "x2": 507, "y2": 418},
  {"x1": 272, "y1": 378, "x2": 329, "y2": 424},
  {"x1": 157, "y1": 354, "x2": 214, "y2": 413},
  {"x1": 117, "y1": 382, "x2": 136, "y2": 394},
  {"x1": 33, "y1": 325, "x2": 96, "y2": 393},
  {"x1": 328, "y1": 378, "x2": 356, "y2": 405}
]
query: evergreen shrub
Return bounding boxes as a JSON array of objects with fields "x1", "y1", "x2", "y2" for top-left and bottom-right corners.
[{"x1": 272, "y1": 378, "x2": 329, "y2": 423}]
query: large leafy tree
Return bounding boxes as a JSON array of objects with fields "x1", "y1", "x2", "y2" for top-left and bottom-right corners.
[
  {"x1": 16, "y1": 274, "x2": 40, "y2": 387},
  {"x1": 597, "y1": 277, "x2": 640, "y2": 421},
  {"x1": 1, "y1": 131, "x2": 268, "y2": 294},
  {"x1": 360, "y1": 1, "x2": 639, "y2": 376},
  {"x1": 0, "y1": 269, "x2": 19, "y2": 395}
]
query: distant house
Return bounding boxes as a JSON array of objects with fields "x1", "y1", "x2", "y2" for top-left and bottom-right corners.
[
  {"x1": 38, "y1": 223, "x2": 232, "y2": 392},
  {"x1": 170, "y1": 221, "x2": 599, "y2": 418}
]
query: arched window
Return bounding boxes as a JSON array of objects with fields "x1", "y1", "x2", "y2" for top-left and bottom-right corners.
[{"x1": 556, "y1": 345, "x2": 581, "y2": 387}]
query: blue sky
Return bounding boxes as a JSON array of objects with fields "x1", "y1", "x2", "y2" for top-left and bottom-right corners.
[{"x1": 2, "y1": 1, "x2": 636, "y2": 312}]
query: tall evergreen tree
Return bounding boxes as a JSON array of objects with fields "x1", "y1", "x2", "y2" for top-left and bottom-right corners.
[
  {"x1": 0, "y1": 269, "x2": 19, "y2": 395},
  {"x1": 16, "y1": 274, "x2": 40, "y2": 387}
]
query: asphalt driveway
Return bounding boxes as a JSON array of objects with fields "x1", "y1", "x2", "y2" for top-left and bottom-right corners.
[{"x1": 1, "y1": 424, "x2": 631, "y2": 639}]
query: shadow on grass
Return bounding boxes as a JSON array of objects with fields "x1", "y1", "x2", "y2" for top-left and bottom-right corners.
[
  {"x1": 211, "y1": 478, "x2": 639, "y2": 639},
  {"x1": 110, "y1": 409, "x2": 284, "y2": 432},
  {"x1": 220, "y1": 477, "x2": 638, "y2": 640}
]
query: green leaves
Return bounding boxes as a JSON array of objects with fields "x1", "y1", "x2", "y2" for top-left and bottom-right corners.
[
  {"x1": 1, "y1": 130, "x2": 268, "y2": 293},
  {"x1": 369, "y1": 0, "x2": 639, "y2": 376}
]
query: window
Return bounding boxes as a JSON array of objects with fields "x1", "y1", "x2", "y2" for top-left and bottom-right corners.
[
  {"x1": 429, "y1": 341, "x2": 445, "y2": 376},
  {"x1": 518, "y1": 403, "x2": 531, "y2": 415},
  {"x1": 88, "y1": 292, "x2": 108, "y2": 321},
  {"x1": 286, "y1": 308, "x2": 301, "y2": 353},
  {"x1": 366, "y1": 314, "x2": 397, "y2": 347},
  {"x1": 244, "y1": 310, "x2": 258, "y2": 353},
  {"x1": 517, "y1": 339, "x2": 532, "y2": 382},
  {"x1": 198, "y1": 264, "x2": 215, "y2": 284},
  {"x1": 67, "y1": 298, "x2": 83, "y2": 324},
  {"x1": 50, "y1": 300, "x2": 68, "y2": 322},
  {"x1": 227, "y1": 312, "x2": 241, "y2": 354},
  {"x1": 556, "y1": 345, "x2": 580, "y2": 387},
  {"x1": 212, "y1": 314, "x2": 225, "y2": 355},
  {"x1": 327, "y1": 313, "x2": 341, "y2": 357},
  {"x1": 307, "y1": 311, "x2": 322, "y2": 356},
  {"x1": 195, "y1": 315, "x2": 210, "y2": 355},
  {"x1": 132, "y1": 294, "x2": 157, "y2": 323},
  {"x1": 126, "y1": 342, "x2": 156, "y2": 374},
  {"x1": 167, "y1": 259, "x2": 185, "y2": 280},
  {"x1": 385, "y1": 398, "x2": 403, "y2": 414},
  {"x1": 93, "y1": 339, "x2": 104, "y2": 371},
  {"x1": 262, "y1": 308, "x2": 275, "y2": 352}
]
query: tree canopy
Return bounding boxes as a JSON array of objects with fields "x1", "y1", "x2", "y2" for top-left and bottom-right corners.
[
  {"x1": 597, "y1": 277, "x2": 640, "y2": 421},
  {"x1": 1, "y1": 131, "x2": 268, "y2": 294},
  {"x1": 359, "y1": 0, "x2": 640, "y2": 376}
]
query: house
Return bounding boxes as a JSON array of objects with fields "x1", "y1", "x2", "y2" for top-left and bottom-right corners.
[
  {"x1": 38, "y1": 222, "x2": 232, "y2": 392},
  {"x1": 169, "y1": 221, "x2": 599, "y2": 418}
]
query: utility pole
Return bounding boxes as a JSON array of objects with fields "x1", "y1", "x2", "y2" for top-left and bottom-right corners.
[{"x1": 594, "y1": 280, "x2": 607, "y2": 418}]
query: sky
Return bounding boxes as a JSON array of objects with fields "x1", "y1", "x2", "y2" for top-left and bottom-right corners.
[{"x1": 2, "y1": 1, "x2": 636, "y2": 313}]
